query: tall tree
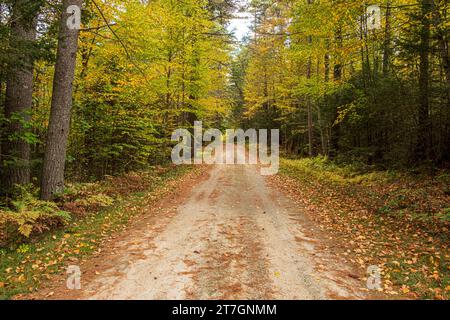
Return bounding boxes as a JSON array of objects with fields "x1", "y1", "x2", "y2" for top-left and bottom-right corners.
[
  {"x1": 416, "y1": 0, "x2": 432, "y2": 160},
  {"x1": 1, "y1": 0, "x2": 41, "y2": 193},
  {"x1": 41, "y1": 0, "x2": 82, "y2": 200},
  {"x1": 306, "y1": 0, "x2": 314, "y2": 157},
  {"x1": 383, "y1": 0, "x2": 392, "y2": 75}
]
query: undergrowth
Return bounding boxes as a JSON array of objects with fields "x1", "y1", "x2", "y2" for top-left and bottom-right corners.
[
  {"x1": 0, "y1": 165, "x2": 196, "y2": 300},
  {"x1": 276, "y1": 157, "x2": 449, "y2": 299}
]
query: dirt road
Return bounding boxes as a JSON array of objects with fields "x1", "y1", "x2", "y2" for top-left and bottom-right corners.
[{"x1": 36, "y1": 161, "x2": 373, "y2": 300}]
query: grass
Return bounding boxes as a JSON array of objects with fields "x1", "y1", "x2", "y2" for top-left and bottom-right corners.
[
  {"x1": 275, "y1": 157, "x2": 449, "y2": 299},
  {"x1": 0, "y1": 164, "x2": 196, "y2": 300}
]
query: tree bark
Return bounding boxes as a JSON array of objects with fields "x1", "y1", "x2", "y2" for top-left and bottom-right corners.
[
  {"x1": 330, "y1": 25, "x2": 343, "y2": 159},
  {"x1": 432, "y1": 0, "x2": 449, "y2": 162},
  {"x1": 416, "y1": 0, "x2": 432, "y2": 160},
  {"x1": 433, "y1": 0, "x2": 449, "y2": 98},
  {"x1": 321, "y1": 45, "x2": 331, "y2": 156},
  {"x1": 382, "y1": 1, "x2": 392, "y2": 76},
  {"x1": 334, "y1": 26, "x2": 343, "y2": 81},
  {"x1": 1, "y1": 0, "x2": 39, "y2": 193},
  {"x1": 306, "y1": 0, "x2": 314, "y2": 157},
  {"x1": 41, "y1": 0, "x2": 82, "y2": 200}
]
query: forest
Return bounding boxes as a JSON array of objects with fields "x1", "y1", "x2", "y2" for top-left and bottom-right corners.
[
  {"x1": 232, "y1": 0, "x2": 449, "y2": 166},
  {"x1": 0, "y1": 0, "x2": 448, "y2": 300},
  {"x1": 1, "y1": 0, "x2": 449, "y2": 196}
]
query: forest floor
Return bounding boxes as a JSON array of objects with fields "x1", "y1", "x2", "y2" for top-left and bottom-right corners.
[
  {"x1": 271, "y1": 158, "x2": 449, "y2": 300},
  {"x1": 2, "y1": 156, "x2": 448, "y2": 300}
]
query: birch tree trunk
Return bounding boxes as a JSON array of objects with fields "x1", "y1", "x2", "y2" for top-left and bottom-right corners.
[{"x1": 41, "y1": 0, "x2": 82, "y2": 200}]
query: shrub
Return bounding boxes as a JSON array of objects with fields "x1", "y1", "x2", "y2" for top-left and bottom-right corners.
[{"x1": 0, "y1": 187, "x2": 71, "y2": 247}]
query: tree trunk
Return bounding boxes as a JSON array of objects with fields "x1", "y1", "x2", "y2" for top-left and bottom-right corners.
[
  {"x1": 1, "y1": 0, "x2": 39, "y2": 193},
  {"x1": 306, "y1": 0, "x2": 314, "y2": 157},
  {"x1": 334, "y1": 26, "x2": 343, "y2": 81},
  {"x1": 322, "y1": 47, "x2": 331, "y2": 156},
  {"x1": 41, "y1": 0, "x2": 82, "y2": 200},
  {"x1": 416, "y1": 0, "x2": 432, "y2": 161},
  {"x1": 330, "y1": 25, "x2": 343, "y2": 159},
  {"x1": 433, "y1": 0, "x2": 449, "y2": 100},
  {"x1": 324, "y1": 51, "x2": 330, "y2": 82},
  {"x1": 433, "y1": 1, "x2": 449, "y2": 162},
  {"x1": 382, "y1": 1, "x2": 392, "y2": 76}
]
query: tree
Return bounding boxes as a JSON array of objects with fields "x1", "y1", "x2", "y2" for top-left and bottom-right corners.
[
  {"x1": 237, "y1": 0, "x2": 449, "y2": 166},
  {"x1": 416, "y1": 0, "x2": 432, "y2": 160},
  {"x1": 41, "y1": 0, "x2": 82, "y2": 200},
  {"x1": 1, "y1": 0, "x2": 41, "y2": 193}
]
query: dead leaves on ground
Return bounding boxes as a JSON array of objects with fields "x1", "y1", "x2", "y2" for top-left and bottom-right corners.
[
  {"x1": 0, "y1": 165, "x2": 203, "y2": 300},
  {"x1": 269, "y1": 161, "x2": 449, "y2": 300}
]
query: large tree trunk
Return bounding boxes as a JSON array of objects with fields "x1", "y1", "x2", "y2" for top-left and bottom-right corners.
[
  {"x1": 41, "y1": 0, "x2": 82, "y2": 200},
  {"x1": 433, "y1": 0, "x2": 450, "y2": 101},
  {"x1": 432, "y1": 0, "x2": 449, "y2": 162},
  {"x1": 1, "y1": 0, "x2": 39, "y2": 193}
]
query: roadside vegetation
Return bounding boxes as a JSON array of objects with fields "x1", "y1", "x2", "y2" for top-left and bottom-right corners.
[
  {"x1": 272, "y1": 157, "x2": 449, "y2": 299},
  {"x1": 0, "y1": 165, "x2": 198, "y2": 300},
  {"x1": 0, "y1": 0, "x2": 448, "y2": 301}
]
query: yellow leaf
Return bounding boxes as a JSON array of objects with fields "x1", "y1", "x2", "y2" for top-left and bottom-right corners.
[
  {"x1": 18, "y1": 224, "x2": 33, "y2": 238},
  {"x1": 16, "y1": 274, "x2": 26, "y2": 283}
]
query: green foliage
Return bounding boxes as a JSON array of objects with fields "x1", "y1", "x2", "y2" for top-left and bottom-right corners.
[
  {"x1": 281, "y1": 157, "x2": 449, "y2": 226},
  {"x1": 74, "y1": 194, "x2": 114, "y2": 208},
  {"x1": 440, "y1": 208, "x2": 450, "y2": 223},
  {"x1": 16, "y1": 243, "x2": 30, "y2": 254},
  {"x1": 238, "y1": 0, "x2": 450, "y2": 166},
  {"x1": 2, "y1": 0, "x2": 233, "y2": 191},
  {"x1": 41, "y1": 0, "x2": 233, "y2": 180},
  {"x1": 281, "y1": 156, "x2": 380, "y2": 184}
]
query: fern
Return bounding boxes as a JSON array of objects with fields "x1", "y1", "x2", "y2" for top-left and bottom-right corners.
[{"x1": 0, "y1": 188, "x2": 72, "y2": 240}]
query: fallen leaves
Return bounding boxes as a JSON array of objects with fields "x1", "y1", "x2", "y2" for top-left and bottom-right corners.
[
  {"x1": 269, "y1": 159, "x2": 449, "y2": 300},
  {"x1": 0, "y1": 165, "x2": 202, "y2": 300},
  {"x1": 401, "y1": 285, "x2": 410, "y2": 294}
]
